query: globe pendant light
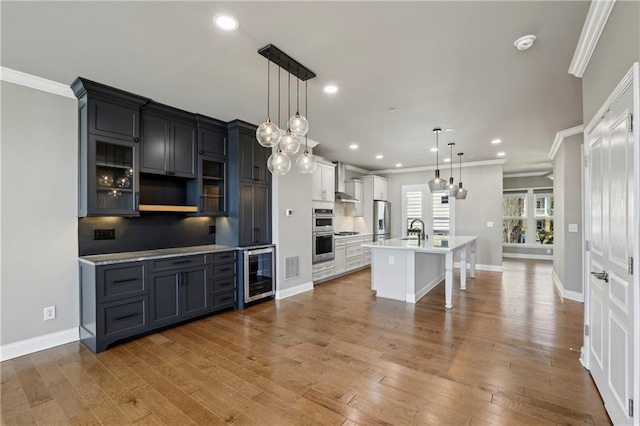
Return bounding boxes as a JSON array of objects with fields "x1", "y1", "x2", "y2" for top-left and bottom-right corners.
[
  {"x1": 428, "y1": 128, "x2": 447, "y2": 192},
  {"x1": 288, "y1": 73, "x2": 309, "y2": 136},
  {"x1": 267, "y1": 145, "x2": 291, "y2": 175},
  {"x1": 256, "y1": 56, "x2": 281, "y2": 148},
  {"x1": 296, "y1": 80, "x2": 317, "y2": 174},
  {"x1": 455, "y1": 152, "x2": 468, "y2": 199},
  {"x1": 280, "y1": 71, "x2": 301, "y2": 155},
  {"x1": 446, "y1": 142, "x2": 459, "y2": 197}
]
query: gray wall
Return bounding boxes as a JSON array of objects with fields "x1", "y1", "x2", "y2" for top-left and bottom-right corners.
[
  {"x1": 273, "y1": 166, "x2": 313, "y2": 293},
  {"x1": 582, "y1": 0, "x2": 640, "y2": 124},
  {"x1": 382, "y1": 163, "x2": 504, "y2": 268},
  {"x1": 503, "y1": 176, "x2": 553, "y2": 190},
  {"x1": 504, "y1": 246, "x2": 553, "y2": 256},
  {"x1": 553, "y1": 133, "x2": 583, "y2": 294},
  {"x1": 1, "y1": 82, "x2": 79, "y2": 345}
]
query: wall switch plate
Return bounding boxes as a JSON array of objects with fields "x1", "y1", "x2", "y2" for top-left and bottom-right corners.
[
  {"x1": 286, "y1": 209, "x2": 293, "y2": 216},
  {"x1": 94, "y1": 229, "x2": 115, "y2": 240},
  {"x1": 546, "y1": 249, "x2": 551, "y2": 254},
  {"x1": 208, "y1": 225, "x2": 216, "y2": 234},
  {"x1": 568, "y1": 224, "x2": 578, "y2": 233},
  {"x1": 487, "y1": 221, "x2": 494, "y2": 228},
  {"x1": 389, "y1": 256, "x2": 394, "y2": 265},
  {"x1": 44, "y1": 306, "x2": 56, "y2": 321}
]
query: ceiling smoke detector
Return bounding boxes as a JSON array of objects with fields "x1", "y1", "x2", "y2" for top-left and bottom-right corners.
[{"x1": 514, "y1": 35, "x2": 536, "y2": 51}]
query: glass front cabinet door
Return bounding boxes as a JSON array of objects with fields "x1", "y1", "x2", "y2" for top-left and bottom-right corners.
[
  {"x1": 199, "y1": 156, "x2": 226, "y2": 216},
  {"x1": 85, "y1": 135, "x2": 139, "y2": 216}
]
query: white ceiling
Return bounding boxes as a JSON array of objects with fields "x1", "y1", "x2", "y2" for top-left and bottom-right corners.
[{"x1": 1, "y1": 1, "x2": 588, "y2": 173}]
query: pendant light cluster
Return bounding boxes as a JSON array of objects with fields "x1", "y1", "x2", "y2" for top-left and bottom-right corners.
[
  {"x1": 427, "y1": 128, "x2": 467, "y2": 199},
  {"x1": 256, "y1": 44, "x2": 317, "y2": 175}
]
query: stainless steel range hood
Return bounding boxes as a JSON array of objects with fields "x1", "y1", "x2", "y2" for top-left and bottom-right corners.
[{"x1": 334, "y1": 162, "x2": 359, "y2": 203}]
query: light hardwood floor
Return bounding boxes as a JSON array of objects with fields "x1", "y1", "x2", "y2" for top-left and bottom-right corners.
[{"x1": 1, "y1": 259, "x2": 611, "y2": 425}]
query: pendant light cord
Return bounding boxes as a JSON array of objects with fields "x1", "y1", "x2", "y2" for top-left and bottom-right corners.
[
  {"x1": 277, "y1": 66, "x2": 281, "y2": 128},
  {"x1": 450, "y1": 143, "x2": 454, "y2": 177},
  {"x1": 287, "y1": 70, "x2": 291, "y2": 125},
  {"x1": 304, "y1": 80, "x2": 308, "y2": 152},
  {"x1": 296, "y1": 72, "x2": 300, "y2": 114},
  {"x1": 435, "y1": 130, "x2": 439, "y2": 170},
  {"x1": 266, "y1": 55, "x2": 270, "y2": 120},
  {"x1": 459, "y1": 153, "x2": 463, "y2": 180}
]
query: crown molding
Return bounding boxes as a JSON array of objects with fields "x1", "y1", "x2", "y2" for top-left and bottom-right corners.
[
  {"x1": 548, "y1": 125, "x2": 584, "y2": 160},
  {"x1": 504, "y1": 171, "x2": 551, "y2": 178},
  {"x1": 345, "y1": 164, "x2": 371, "y2": 174},
  {"x1": 370, "y1": 159, "x2": 506, "y2": 175},
  {"x1": 0, "y1": 67, "x2": 75, "y2": 99},
  {"x1": 568, "y1": 0, "x2": 616, "y2": 78}
]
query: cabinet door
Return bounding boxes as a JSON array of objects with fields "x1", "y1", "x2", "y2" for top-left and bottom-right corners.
[
  {"x1": 374, "y1": 177, "x2": 388, "y2": 201},
  {"x1": 88, "y1": 135, "x2": 139, "y2": 216},
  {"x1": 239, "y1": 183, "x2": 255, "y2": 246},
  {"x1": 199, "y1": 127, "x2": 226, "y2": 157},
  {"x1": 334, "y1": 246, "x2": 346, "y2": 275},
  {"x1": 199, "y1": 156, "x2": 226, "y2": 216},
  {"x1": 149, "y1": 272, "x2": 180, "y2": 327},
  {"x1": 89, "y1": 98, "x2": 140, "y2": 141},
  {"x1": 312, "y1": 166, "x2": 324, "y2": 200},
  {"x1": 171, "y1": 122, "x2": 196, "y2": 178},
  {"x1": 141, "y1": 114, "x2": 169, "y2": 175},
  {"x1": 253, "y1": 144, "x2": 270, "y2": 184},
  {"x1": 355, "y1": 181, "x2": 364, "y2": 216},
  {"x1": 181, "y1": 267, "x2": 209, "y2": 319},
  {"x1": 253, "y1": 184, "x2": 271, "y2": 245},
  {"x1": 321, "y1": 165, "x2": 335, "y2": 202},
  {"x1": 239, "y1": 134, "x2": 256, "y2": 181}
]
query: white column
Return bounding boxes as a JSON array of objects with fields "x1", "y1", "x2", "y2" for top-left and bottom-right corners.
[
  {"x1": 470, "y1": 239, "x2": 476, "y2": 278},
  {"x1": 460, "y1": 245, "x2": 467, "y2": 290},
  {"x1": 445, "y1": 251, "x2": 453, "y2": 309}
]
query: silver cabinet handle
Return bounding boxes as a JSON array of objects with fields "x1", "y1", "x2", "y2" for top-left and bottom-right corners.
[{"x1": 590, "y1": 271, "x2": 609, "y2": 283}]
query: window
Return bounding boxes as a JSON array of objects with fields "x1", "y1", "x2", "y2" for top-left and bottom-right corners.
[
  {"x1": 433, "y1": 192, "x2": 450, "y2": 235},
  {"x1": 534, "y1": 191, "x2": 554, "y2": 244},
  {"x1": 503, "y1": 192, "x2": 527, "y2": 243},
  {"x1": 406, "y1": 190, "x2": 423, "y2": 232}
]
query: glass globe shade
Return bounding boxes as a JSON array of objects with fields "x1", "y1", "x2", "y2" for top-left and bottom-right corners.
[
  {"x1": 288, "y1": 113, "x2": 309, "y2": 137},
  {"x1": 256, "y1": 120, "x2": 281, "y2": 148},
  {"x1": 99, "y1": 174, "x2": 114, "y2": 187},
  {"x1": 280, "y1": 130, "x2": 301, "y2": 155},
  {"x1": 296, "y1": 151, "x2": 317, "y2": 174},
  {"x1": 267, "y1": 151, "x2": 291, "y2": 175},
  {"x1": 116, "y1": 176, "x2": 130, "y2": 188}
]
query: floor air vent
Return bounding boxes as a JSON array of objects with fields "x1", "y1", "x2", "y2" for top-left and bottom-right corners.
[{"x1": 285, "y1": 256, "x2": 300, "y2": 280}]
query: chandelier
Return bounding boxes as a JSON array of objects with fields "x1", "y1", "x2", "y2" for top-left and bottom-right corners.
[{"x1": 256, "y1": 45, "x2": 316, "y2": 175}]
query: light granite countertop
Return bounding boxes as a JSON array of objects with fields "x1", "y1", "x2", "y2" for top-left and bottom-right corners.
[
  {"x1": 79, "y1": 244, "x2": 237, "y2": 266},
  {"x1": 362, "y1": 235, "x2": 477, "y2": 253}
]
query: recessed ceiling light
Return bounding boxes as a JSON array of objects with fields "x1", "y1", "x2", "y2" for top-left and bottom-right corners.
[
  {"x1": 445, "y1": 128, "x2": 454, "y2": 132},
  {"x1": 395, "y1": 163, "x2": 402, "y2": 167},
  {"x1": 430, "y1": 147, "x2": 438, "y2": 152},
  {"x1": 349, "y1": 144, "x2": 358, "y2": 150},
  {"x1": 444, "y1": 158, "x2": 451, "y2": 162},
  {"x1": 514, "y1": 34, "x2": 536, "y2": 51},
  {"x1": 213, "y1": 14, "x2": 239, "y2": 31},
  {"x1": 497, "y1": 152, "x2": 506, "y2": 157},
  {"x1": 376, "y1": 154, "x2": 383, "y2": 159},
  {"x1": 323, "y1": 84, "x2": 339, "y2": 94},
  {"x1": 389, "y1": 107, "x2": 397, "y2": 113},
  {"x1": 491, "y1": 139, "x2": 502, "y2": 144}
]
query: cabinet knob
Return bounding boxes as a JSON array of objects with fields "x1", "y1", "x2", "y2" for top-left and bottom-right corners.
[
  {"x1": 199, "y1": 151, "x2": 204, "y2": 155},
  {"x1": 166, "y1": 171, "x2": 171, "y2": 175},
  {"x1": 133, "y1": 137, "x2": 140, "y2": 142}
]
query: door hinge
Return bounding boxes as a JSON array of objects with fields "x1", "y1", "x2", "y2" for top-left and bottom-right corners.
[
  {"x1": 628, "y1": 113, "x2": 633, "y2": 132},
  {"x1": 629, "y1": 257, "x2": 634, "y2": 275},
  {"x1": 629, "y1": 398, "x2": 634, "y2": 417},
  {"x1": 584, "y1": 324, "x2": 590, "y2": 336},
  {"x1": 585, "y1": 240, "x2": 590, "y2": 251},
  {"x1": 584, "y1": 155, "x2": 589, "y2": 168}
]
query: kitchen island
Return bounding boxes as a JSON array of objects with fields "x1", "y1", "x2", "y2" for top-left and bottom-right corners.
[{"x1": 362, "y1": 235, "x2": 477, "y2": 308}]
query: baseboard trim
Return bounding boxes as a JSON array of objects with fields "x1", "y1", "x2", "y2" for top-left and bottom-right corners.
[
  {"x1": 1, "y1": 67, "x2": 76, "y2": 99},
  {"x1": 552, "y1": 269, "x2": 584, "y2": 303},
  {"x1": 0, "y1": 328, "x2": 79, "y2": 362},
  {"x1": 408, "y1": 273, "x2": 444, "y2": 303},
  {"x1": 503, "y1": 253, "x2": 553, "y2": 260},
  {"x1": 454, "y1": 262, "x2": 503, "y2": 272},
  {"x1": 276, "y1": 281, "x2": 313, "y2": 300}
]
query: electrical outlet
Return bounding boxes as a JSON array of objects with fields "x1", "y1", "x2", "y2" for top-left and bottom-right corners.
[
  {"x1": 208, "y1": 225, "x2": 216, "y2": 234},
  {"x1": 487, "y1": 221, "x2": 494, "y2": 228},
  {"x1": 44, "y1": 306, "x2": 56, "y2": 321},
  {"x1": 94, "y1": 229, "x2": 115, "y2": 240},
  {"x1": 546, "y1": 249, "x2": 551, "y2": 254},
  {"x1": 286, "y1": 209, "x2": 293, "y2": 216},
  {"x1": 389, "y1": 256, "x2": 394, "y2": 265}
]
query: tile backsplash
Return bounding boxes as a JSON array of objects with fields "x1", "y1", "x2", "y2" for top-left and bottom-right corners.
[{"x1": 333, "y1": 202, "x2": 369, "y2": 233}]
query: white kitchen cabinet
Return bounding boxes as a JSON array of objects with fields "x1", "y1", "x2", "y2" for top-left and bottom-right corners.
[
  {"x1": 345, "y1": 179, "x2": 364, "y2": 216},
  {"x1": 312, "y1": 162, "x2": 336, "y2": 202},
  {"x1": 334, "y1": 246, "x2": 346, "y2": 275},
  {"x1": 373, "y1": 176, "x2": 388, "y2": 201}
]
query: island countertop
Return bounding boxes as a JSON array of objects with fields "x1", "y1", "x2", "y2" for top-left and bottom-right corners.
[{"x1": 362, "y1": 235, "x2": 477, "y2": 253}]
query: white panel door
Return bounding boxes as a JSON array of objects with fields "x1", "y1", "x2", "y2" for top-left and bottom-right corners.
[{"x1": 586, "y1": 82, "x2": 635, "y2": 426}]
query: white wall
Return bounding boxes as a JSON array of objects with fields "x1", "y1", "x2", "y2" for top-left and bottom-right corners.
[
  {"x1": 1, "y1": 80, "x2": 79, "y2": 354},
  {"x1": 382, "y1": 163, "x2": 504, "y2": 269}
]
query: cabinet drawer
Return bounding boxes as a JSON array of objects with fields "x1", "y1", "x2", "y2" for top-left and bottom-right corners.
[
  {"x1": 363, "y1": 235, "x2": 374, "y2": 243},
  {"x1": 100, "y1": 297, "x2": 148, "y2": 338},
  {"x1": 211, "y1": 251, "x2": 236, "y2": 264},
  {"x1": 212, "y1": 275, "x2": 236, "y2": 293},
  {"x1": 212, "y1": 292, "x2": 235, "y2": 310},
  {"x1": 346, "y1": 245, "x2": 365, "y2": 258},
  {"x1": 150, "y1": 255, "x2": 207, "y2": 272},
  {"x1": 312, "y1": 261, "x2": 334, "y2": 274},
  {"x1": 212, "y1": 262, "x2": 235, "y2": 278},
  {"x1": 346, "y1": 256, "x2": 364, "y2": 271},
  {"x1": 334, "y1": 238, "x2": 346, "y2": 247},
  {"x1": 313, "y1": 267, "x2": 334, "y2": 282},
  {"x1": 97, "y1": 263, "x2": 145, "y2": 303},
  {"x1": 363, "y1": 254, "x2": 372, "y2": 266}
]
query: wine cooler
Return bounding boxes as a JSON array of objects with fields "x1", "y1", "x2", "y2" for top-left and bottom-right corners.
[{"x1": 238, "y1": 245, "x2": 275, "y2": 308}]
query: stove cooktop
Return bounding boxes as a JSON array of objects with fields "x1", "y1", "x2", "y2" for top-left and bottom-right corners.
[{"x1": 335, "y1": 231, "x2": 360, "y2": 236}]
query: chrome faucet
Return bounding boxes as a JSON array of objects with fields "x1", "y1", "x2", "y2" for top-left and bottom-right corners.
[{"x1": 408, "y1": 219, "x2": 426, "y2": 242}]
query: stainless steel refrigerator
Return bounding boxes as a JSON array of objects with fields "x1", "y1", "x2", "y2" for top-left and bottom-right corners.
[{"x1": 373, "y1": 200, "x2": 390, "y2": 241}]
